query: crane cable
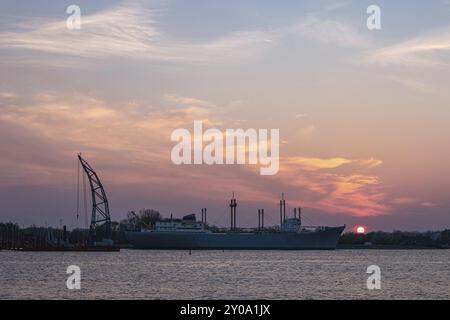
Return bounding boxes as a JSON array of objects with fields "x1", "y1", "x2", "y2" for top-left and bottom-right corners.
[
  {"x1": 83, "y1": 167, "x2": 88, "y2": 229},
  {"x1": 76, "y1": 160, "x2": 80, "y2": 223}
]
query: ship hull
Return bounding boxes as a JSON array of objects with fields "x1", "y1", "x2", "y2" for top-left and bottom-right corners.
[{"x1": 125, "y1": 226, "x2": 345, "y2": 250}]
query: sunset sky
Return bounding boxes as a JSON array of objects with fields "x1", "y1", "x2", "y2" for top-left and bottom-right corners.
[{"x1": 1, "y1": 0, "x2": 450, "y2": 231}]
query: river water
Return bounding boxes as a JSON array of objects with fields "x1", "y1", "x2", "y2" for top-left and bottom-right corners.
[{"x1": 1, "y1": 249, "x2": 449, "y2": 299}]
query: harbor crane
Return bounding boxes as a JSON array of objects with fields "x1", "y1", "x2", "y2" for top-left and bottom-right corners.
[{"x1": 77, "y1": 153, "x2": 112, "y2": 238}]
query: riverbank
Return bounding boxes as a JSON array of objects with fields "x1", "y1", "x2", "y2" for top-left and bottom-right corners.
[{"x1": 338, "y1": 244, "x2": 450, "y2": 250}]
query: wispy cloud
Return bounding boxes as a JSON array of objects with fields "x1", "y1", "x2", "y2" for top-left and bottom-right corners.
[
  {"x1": 357, "y1": 158, "x2": 383, "y2": 169},
  {"x1": 391, "y1": 197, "x2": 438, "y2": 208},
  {"x1": 0, "y1": 4, "x2": 372, "y2": 68},
  {"x1": 4, "y1": 2, "x2": 449, "y2": 71},
  {"x1": 0, "y1": 4, "x2": 276, "y2": 66},
  {"x1": 163, "y1": 94, "x2": 217, "y2": 109},
  {"x1": 288, "y1": 15, "x2": 370, "y2": 48},
  {"x1": 284, "y1": 157, "x2": 353, "y2": 170},
  {"x1": 0, "y1": 5, "x2": 162, "y2": 58},
  {"x1": 284, "y1": 157, "x2": 382, "y2": 171},
  {"x1": 391, "y1": 197, "x2": 421, "y2": 205},
  {"x1": 0, "y1": 91, "x2": 18, "y2": 102},
  {"x1": 386, "y1": 75, "x2": 437, "y2": 94},
  {"x1": 365, "y1": 27, "x2": 450, "y2": 67},
  {"x1": 0, "y1": 91, "x2": 18, "y2": 99}
]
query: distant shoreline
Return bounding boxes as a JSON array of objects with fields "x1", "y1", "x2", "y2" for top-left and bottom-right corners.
[{"x1": 337, "y1": 244, "x2": 450, "y2": 250}]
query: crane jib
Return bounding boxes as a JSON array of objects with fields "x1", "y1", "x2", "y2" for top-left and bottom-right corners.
[{"x1": 77, "y1": 154, "x2": 111, "y2": 237}]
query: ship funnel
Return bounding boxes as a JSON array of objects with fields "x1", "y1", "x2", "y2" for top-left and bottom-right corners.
[
  {"x1": 258, "y1": 209, "x2": 261, "y2": 230},
  {"x1": 230, "y1": 194, "x2": 237, "y2": 231},
  {"x1": 230, "y1": 199, "x2": 233, "y2": 230},
  {"x1": 261, "y1": 209, "x2": 264, "y2": 228},
  {"x1": 63, "y1": 225, "x2": 67, "y2": 242},
  {"x1": 279, "y1": 194, "x2": 283, "y2": 227},
  {"x1": 201, "y1": 208, "x2": 207, "y2": 223},
  {"x1": 258, "y1": 209, "x2": 265, "y2": 230},
  {"x1": 233, "y1": 198, "x2": 237, "y2": 230},
  {"x1": 280, "y1": 193, "x2": 286, "y2": 224}
]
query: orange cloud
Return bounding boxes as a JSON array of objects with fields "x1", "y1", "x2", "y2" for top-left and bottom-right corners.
[
  {"x1": 0, "y1": 91, "x2": 390, "y2": 218},
  {"x1": 284, "y1": 157, "x2": 353, "y2": 170},
  {"x1": 277, "y1": 156, "x2": 388, "y2": 217},
  {"x1": 0, "y1": 91, "x2": 237, "y2": 188}
]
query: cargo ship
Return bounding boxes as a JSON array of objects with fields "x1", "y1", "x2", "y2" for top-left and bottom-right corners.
[{"x1": 125, "y1": 196, "x2": 345, "y2": 250}]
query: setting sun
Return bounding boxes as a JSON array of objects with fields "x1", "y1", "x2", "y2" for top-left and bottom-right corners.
[{"x1": 356, "y1": 226, "x2": 366, "y2": 234}]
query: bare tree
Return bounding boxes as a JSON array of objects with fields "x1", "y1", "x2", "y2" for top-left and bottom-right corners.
[{"x1": 138, "y1": 208, "x2": 161, "y2": 226}]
